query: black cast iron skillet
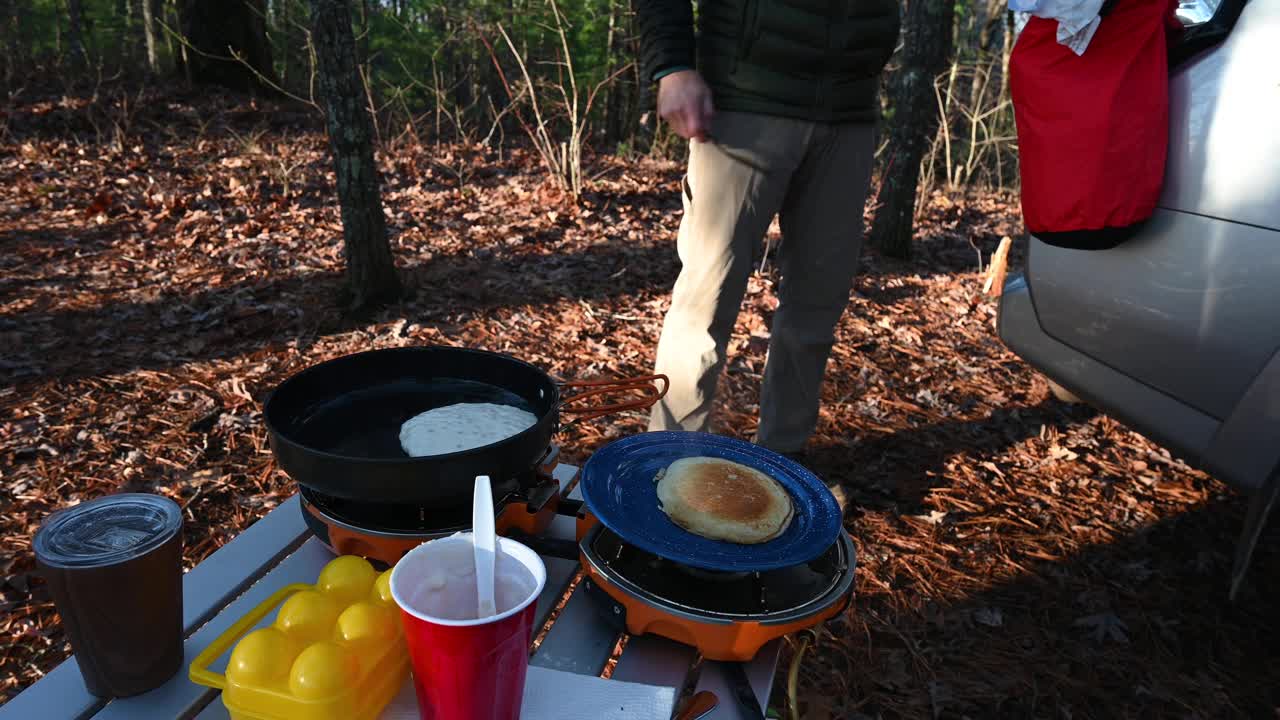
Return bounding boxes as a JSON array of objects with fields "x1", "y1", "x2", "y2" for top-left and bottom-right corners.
[{"x1": 263, "y1": 346, "x2": 666, "y2": 507}]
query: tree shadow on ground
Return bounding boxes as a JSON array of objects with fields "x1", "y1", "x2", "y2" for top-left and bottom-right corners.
[
  {"x1": 805, "y1": 400, "x2": 1096, "y2": 512},
  {"x1": 4, "y1": 210, "x2": 972, "y2": 389},
  {"x1": 1, "y1": 234, "x2": 682, "y2": 386},
  {"x1": 582, "y1": 185, "x2": 682, "y2": 214},
  {"x1": 776, "y1": 395, "x2": 1280, "y2": 718},
  {"x1": 854, "y1": 277, "x2": 930, "y2": 307},
  {"x1": 823, "y1": 492, "x2": 1280, "y2": 718}
]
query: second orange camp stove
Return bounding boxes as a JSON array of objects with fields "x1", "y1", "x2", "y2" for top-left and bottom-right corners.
[
  {"x1": 568, "y1": 506, "x2": 855, "y2": 663},
  {"x1": 299, "y1": 448, "x2": 566, "y2": 567},
  {"x1": 295, "y1": 442, "x2": 854, "y2": 663}
]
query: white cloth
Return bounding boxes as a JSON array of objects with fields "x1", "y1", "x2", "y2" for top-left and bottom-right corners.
[
  {"x1": 379, "y1": 667, "x2": 678, "y2": 720},
  {"x1": 1007, "y1": 0, "x2": 1105, "y2": 55},
  {"x1": 1012, "y1": 10, "x2": 1032, "y2": 38}
]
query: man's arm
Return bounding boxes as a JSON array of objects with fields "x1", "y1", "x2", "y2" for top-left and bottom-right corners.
[
  {"x1": 635, "y1": 0, "x2": 713, "y2": 141},
  {"x1": 634, "y1": 0, "x2": 696, "y2": 82}
]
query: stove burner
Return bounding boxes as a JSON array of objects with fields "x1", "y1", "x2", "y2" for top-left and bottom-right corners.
[
  {"x1": 583, "y1": 525, "x2": 853, "y2": 622},
  {"x1": 674, "y1": 564, "x2": 752, "y2": 584},
  {"x1": 301, "y1": 472, "x2": 530, "y2": 536},
  {"x1": 297, "y1": 450, "x2": 565, "y2": 566}
]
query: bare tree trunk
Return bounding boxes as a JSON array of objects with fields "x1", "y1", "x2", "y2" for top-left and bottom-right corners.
[
  {"x1": 180, "y1": 0, "x2": 276, "y2": 91},
  {"x1": 67, "y1": 0, "x2": 85, "y2": 67},
  {"x1": 635, "y1": 60, "x2": 656, "y2": 154},
  {"x1": 869, "y1": 0, "x2": 955, "y2": 259},
  {"x1": 275, "y1": 0, "x2": 292, "y2": 90},
  {"x1": 604, "y1": 0, "x2": 639, "y2": 151},
  {"x1": 309, "y1": 0, "x2": 401, "y2": 310},
  {"x1": 163, "y1": 0, "x2": 176, "y2": 64},
  {"x1": 623, "y1": 7, "x2": 645, "y2": 150},
  {"x1": 602, "y1": 0, "x2": 619, "y2": 146},
  {"x1": 440, "y1": 13, "x2": 471, "y2": 118},
  {"x1": 358, "y1": 0, "x2": 370, "y2": 71},
  {"x1": 960, "y1": 0, "x2": 992, "y2": 140},
  {"x1": 115, "y1": 0, "x2": 138, "y2": 68},
  {"x1": 172, "y1": 0, "x2": 193, "y2": 86},
  {"x1": 141, "y1": 0, "x2": 159, "y2": 73},
  {"x1": 0, "y1": 0, "x2": 14, "y2": 88},
  {"x1": 960, "y1": 0, "x2": 1004, "y2": 163},
  {"x1": 53, "y1": 0, "x2": 62, "y2": 57},
  {"x1": 1000, "y1": 10, "x2": 1014, "y2": 103},
  {"x1": 997, "y1": 10, "x2": 1015, "y2": 191},
  {"x1": 127, "y1": 0, "x2": 142, "y2": 66}
]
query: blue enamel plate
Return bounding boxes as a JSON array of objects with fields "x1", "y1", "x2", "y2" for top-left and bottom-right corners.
[{"x1": 579, "y1": 431, "x2": 843, "y2": 572}]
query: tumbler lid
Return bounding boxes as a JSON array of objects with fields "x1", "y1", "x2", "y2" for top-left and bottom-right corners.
[{"x1": 34, "y1": 494, "x2": 182, "y2": 569}]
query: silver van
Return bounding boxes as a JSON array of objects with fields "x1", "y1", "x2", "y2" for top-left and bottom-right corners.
[{"x1": 997, "y1": 0, "x2": 1278, "y2": 596}]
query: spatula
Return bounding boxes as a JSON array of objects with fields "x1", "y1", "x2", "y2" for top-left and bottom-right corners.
[{"x1": 472, "y1": 474, "x2": 497, "y2": 618}]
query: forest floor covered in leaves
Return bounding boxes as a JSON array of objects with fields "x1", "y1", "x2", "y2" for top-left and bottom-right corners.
[{"x1": 2, "y1": 88, "x2": 1278, "y2": 718}]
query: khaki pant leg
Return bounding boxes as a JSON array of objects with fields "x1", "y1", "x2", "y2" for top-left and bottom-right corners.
[
  {"x1": 649, "y1": 111, "x2": 809, "y2": 433},
  {"x1": 757, "y1": 122, "x2": 877, "y2": 452}
]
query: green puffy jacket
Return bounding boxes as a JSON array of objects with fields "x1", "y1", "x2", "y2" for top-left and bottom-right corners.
[{"x1": 636, "y1": 0, "x2": 901, "y2": 123}]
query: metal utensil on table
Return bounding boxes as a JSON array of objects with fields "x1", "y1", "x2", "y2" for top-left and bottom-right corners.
[
  {"x1": 673, "y1": 690, "x2": 719, "y2": 720},
  {"x1": 728, "y1": 661, "x2": 766, "y2": 718}
]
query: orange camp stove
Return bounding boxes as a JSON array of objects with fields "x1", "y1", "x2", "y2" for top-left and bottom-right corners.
[
  {"x1": 299, "y1": 448, "x2": 566, "y2": 566},
  {"x1": 572, "y1": 513, "x2": 856, "y2": 663},
  {"x1": 297, "y1": 437, "x2": 854, "y2": 663}
]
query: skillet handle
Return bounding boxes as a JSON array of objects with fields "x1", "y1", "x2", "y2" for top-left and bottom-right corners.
[{"x1": 559, "y1": 374, "x2": 669, "y2": 425}]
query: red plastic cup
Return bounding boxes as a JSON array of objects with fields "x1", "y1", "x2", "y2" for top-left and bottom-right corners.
[{"x1": 390, "y1": 534, "x2": 547, "y2": 720}]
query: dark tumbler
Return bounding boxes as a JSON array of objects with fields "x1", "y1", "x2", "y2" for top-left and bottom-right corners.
[{"x1": 33, "y1": 493, "x2": 184, "y2": 698}]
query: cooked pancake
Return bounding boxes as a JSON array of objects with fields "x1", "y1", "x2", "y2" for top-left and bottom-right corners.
[
  {"x1": 399, "y1": 403, "x2": 537, "y2": 457},
  {"x1": 656, "y1": 457, "x2": 794, "y2": 544}
]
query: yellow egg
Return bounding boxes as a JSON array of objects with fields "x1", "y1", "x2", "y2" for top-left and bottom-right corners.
[
  {"x1": 288, "y1": 642, "x2": 357, "y2": 700},
  {"x1": 334, "y1": 601, "x2": 397, "y2": 648},
  {"x1": 227, "y1": 628, "x2": 299, "y2": 686},
  {"x1": 316, "y1": 556, "x2": 377, "y2": 606},
  {"x1": 371, "y1": 569, "x2": 394, "y2": 605},
  {"x1": 275, "y1": 590, "x2": 342, "y2": 643}
]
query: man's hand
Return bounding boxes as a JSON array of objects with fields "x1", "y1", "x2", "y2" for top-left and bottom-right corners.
[{"x1": 657, "y1": 70, "x2": 714, "y2": 142}]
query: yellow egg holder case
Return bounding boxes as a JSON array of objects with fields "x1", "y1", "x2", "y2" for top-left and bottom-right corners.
[{"x1": 190, "y1": 556, "x2": 410, "y2": 720}]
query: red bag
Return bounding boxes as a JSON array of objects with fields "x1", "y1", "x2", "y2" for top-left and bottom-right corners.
[{"x1": 1010, "y1": 0, "x2": 1181, "y2": 249}]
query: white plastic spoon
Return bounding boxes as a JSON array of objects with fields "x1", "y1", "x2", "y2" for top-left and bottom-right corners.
[{"x1": 472, "y1": 475, "x2": 497, "y2": 618}]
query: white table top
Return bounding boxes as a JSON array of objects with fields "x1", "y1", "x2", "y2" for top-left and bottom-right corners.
[{"x1": 2, "y1": 464, "x2": 780, "y2": 719}]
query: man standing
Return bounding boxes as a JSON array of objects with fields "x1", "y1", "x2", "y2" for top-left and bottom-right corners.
[{"x1": 638, "y1": 0, "x2": 901, "y2": 453}]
